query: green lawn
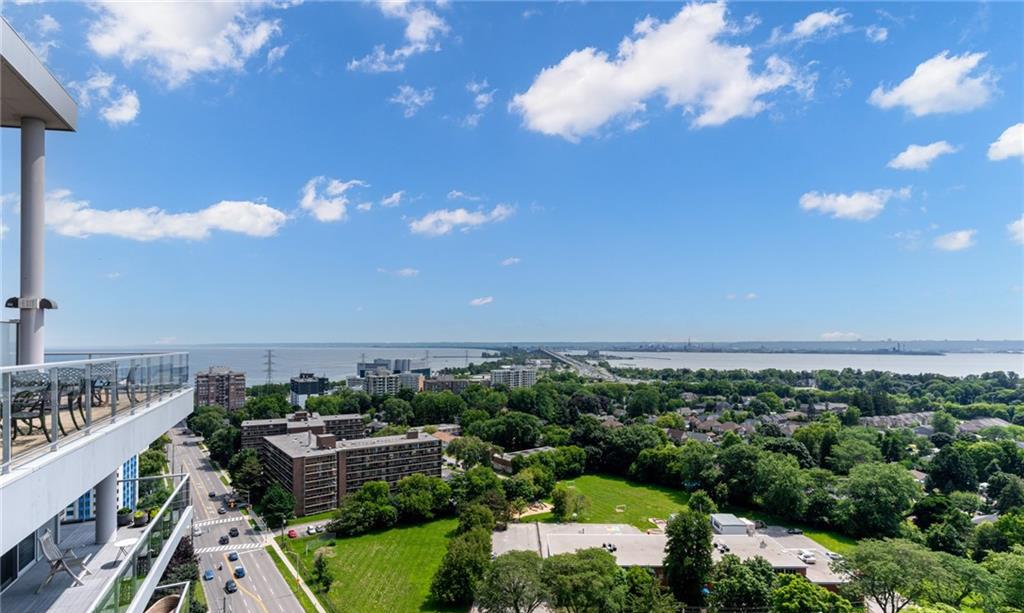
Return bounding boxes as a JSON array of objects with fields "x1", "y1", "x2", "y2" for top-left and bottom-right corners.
[
  {"x1": 533, "y1": 474, "x2": 857, "y2": 554},
  {"x1": 279, "y1": 518, "x2": 466, "y2": 613},
  {"x1": 532, "y1": 474, "x2": 689, "y2": 531},
  {"x1": 286, "y1": 509, "x2": 337, "y2": 527}
]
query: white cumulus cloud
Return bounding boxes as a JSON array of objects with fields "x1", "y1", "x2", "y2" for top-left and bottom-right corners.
[
  {"x1": 45, "y1": 189, "x2": 286, "y2": 240},
  {"x1": 865, "y1": 25, "x2": 888, "y2": 43},
  {"x1": 1008, "y1": 216, "x2": 1024, "y2": 245},
  {"x1": 887, "y1": 141, "x2": 958, "y2": 170},
  {"x1": 390, "y1": 85, "x2": 434, "y2": 117},
  {"x1": 821, "y1": 331, "x2": 861, "y2": 341},
  {"x1": 987, "y1": 123, "x2": 1024, "y2": 161},
  {"x1": 87, "y1": 2, "x2": 284, "y2": 88},
  {"x1": 469, "y1": 296, "x2": 494, "y2": 307},
  {"x1": 500, "y1": 257, "x2": 521, "y2": 266},
  {"x1": 933, "y1": 229, "x2": 976, "y2": 251},
  {"x1": 447, "y1": 190, "x2": 481, "y2": 201},
  {"x1": 869, "y1": 51, "x2": 995, "y2": 116},
  {"x1": 510, "y1": 2, "x2": 807, "y2": 141},
  {"x1": 380, "y1": 191, "x2": 405, "y2": 207},
  {"x1": 69, "y1": 70, "x2": 140, "y2": 126},
  {"x1": 409, "y1": 204, "x2": 514, "y2": 236},
  {"x1": 799, "y1": 187, "x2": 911, "y2": 221},
  {"x1": 300, "y1": 176, "x2": 368, "y2": 222},
  {"x1": 770, "y1": 9, "x2": 850, "y2": 44},
  {"x1": 348, "y1": 1, "x2": 449, "y2": 73}
]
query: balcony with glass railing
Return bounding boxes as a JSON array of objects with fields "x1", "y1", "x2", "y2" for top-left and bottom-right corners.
[
  {"x1": 1, "y1": 352, "x2": 190, "y2": 473},
  {"x1": 0, "y1": 474, "x2": 193, "y2": 613}
]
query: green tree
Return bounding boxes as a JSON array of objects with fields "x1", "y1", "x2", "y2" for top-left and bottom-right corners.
[
  {"x1": 458, "y1": 503, "x2": 496, "y2": 534},
  {"x1": 392, "y1": 473, "x2": 452, "y2": 522},
  {"x1": 983, "y1": 545, "x2": 1024, "y2": 609},
  {"x1": 542, "y1": 548, "x2": 626, "y2": 613},
  {"x1": 770, "y1": 574, "x2": 851, "y2": 613},
  {"x1": 927, "y1": 445, "x2": 979, "y2": 493},
  {"x1": 476, "y1": 551, "x2": 547, "y2": 613},
  {"x1": 447, "y1": 435, "x2": 499, "y2": 468},
  {"x1": 551, "y1": 484, "x2": 590, "y2": 522},
  {"x1": 924, "y1": 510, "x2": 973, "y2": 556},
  {"x1": 826, "y1": 437, "x2": 882, "y2": 475},
  {"x1": 754, "y1": 453, "x2": 808, "y2": 520},
  {"x1": 430, "y1": 527, "x2": 492, "y2": 605},
  {"x1": 834, "y1": 539, "x2": 946, "y2": 613},
  {"x1": 664, "y1": 507, "x2": 713, "y2": 605},
  {"x1": 228, "y1": 449, "x2": 263, "y2": 499},
  {"x1": 932, "y1": 411, "x2": 958, "y2": 436},
  {"x1": 328, "y1": 480, "x2": 398, "y2": 536},
  {"x1": 688, "y1": 490, "x2": 718, "y2": 515},
  {"x1": 706, "y1": 554, "x2": 774, "y2": 611},
  {"x1": 261, "y1": 482, "x2": 295, "y2": 529},
  {"x1": 840, "y1": 463, "x2": 919, "y2": 537},
  {"x1": 922, "y1": 552, "x2": 998, "y2": 609},
  {"x1": 623, "y1": 566, "x2": 676, "y2": 613},
  {"x1": 311, "y1": 553, "x2": 334, "y2": 593},
  {"x1": 381, "y1": 397, "x2": 414, "y2": 425}
]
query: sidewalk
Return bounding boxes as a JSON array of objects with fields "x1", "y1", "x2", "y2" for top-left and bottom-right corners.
[{"x1": 268, "y1": 536, "x2": 328, "y2": 613}]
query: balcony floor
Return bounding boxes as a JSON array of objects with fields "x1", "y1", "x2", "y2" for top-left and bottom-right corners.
[{"x1": 1, "y1": 520, "x2": 150, "y2": 613}]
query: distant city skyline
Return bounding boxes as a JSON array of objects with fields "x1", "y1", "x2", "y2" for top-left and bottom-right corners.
[{"x1": 1, "y1": 2, "x2": 1021, "y2": 346}]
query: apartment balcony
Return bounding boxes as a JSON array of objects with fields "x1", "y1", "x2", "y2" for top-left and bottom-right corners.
[
  {"x1": 0, "y1": 475, "x2": 194, "y2": 613},
  {"x1": 1, "y1": 351, "x2": 194, "y2": 597}
]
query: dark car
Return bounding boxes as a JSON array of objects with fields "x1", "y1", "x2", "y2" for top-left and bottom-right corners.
[
  {"x1": 218, "y1": 507, "x2": 227, "y2": 515},
  {"x1": 218, "y1": 535, "x2": 229, "y2": 545},
  {"x1": 208, "y1": 492, "x2": 217, "y2": 499},
  {"x1": 228, "y1": 527, "x2": 239, "y2": 537},
  {"x1": 227, "y1": 551, "x2": 239, "y2": 562},
  {"x1": 234, "y1": 565, "x2": 246, "y2": 578},
  {"x1": 225, "y1": 579, "x2": 238, "y2": 594},
  {"x1": 786, "y1": 527, "x2": 804, "y2": 534}
]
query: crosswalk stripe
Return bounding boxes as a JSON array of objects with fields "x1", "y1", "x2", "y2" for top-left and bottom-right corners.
[
  {"x1": 194, "y1": 543, "x2": 263, "y2": 555},
  {"x1": 195, "y1": 517, "x2": 245, "y2": 527}
]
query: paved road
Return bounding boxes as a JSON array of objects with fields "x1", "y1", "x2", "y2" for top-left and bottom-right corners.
[{"x1": 169, "y1": 425, "x2": 304, "y2": 613}]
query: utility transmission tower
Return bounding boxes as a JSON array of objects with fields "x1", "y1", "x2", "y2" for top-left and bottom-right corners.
[{"x1": 264, "y1": 349, "x2": 275, "y2": 385}]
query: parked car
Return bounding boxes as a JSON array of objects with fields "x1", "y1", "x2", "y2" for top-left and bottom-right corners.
[
  {"x1": 229, "y1": 527, "x2": 239, "y2": 537},
  {"x1": 227, "y1": 551, "x2": 239, "y2": 562},
  {"x1": 797, "y1": 549, "x2": 817, "y2": 564},
  {"x1": 234, "y1": 566, "x2": 246, "y2": 578},
  {"x1": 192, "y1": 527, "x2": 203, "y2": 537},
  {"x1": 786, "y1": 527, "x2": 803, "y2": 534},
  {"x1": 316, "y1": 525, "x2": 325, "y2": 533},
  {"x1": 225, "y1": 580, "x2": 238, "y2": 594},
  {"x1": 287, "y1": 529, "x2": 298, "y2": 539},
  {"x1": 825, "y1": 551, "x2": 843, "y2": 561},
  {"x1": 306, "y1": 525, "x2": 316, "y2": 535},
  {"x1": 203, "y1": 570, "x2": 214, "y2": 581},
  {"x1": 218, "y1": 535, "x2": 229, "y2": 545}
]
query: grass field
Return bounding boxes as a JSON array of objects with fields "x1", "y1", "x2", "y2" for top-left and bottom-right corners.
[
  {"x1": 533, "y1": 474, "x2": 857, "y2": 554},
  {"x1": 279, "y1": 518, "x2": 465, "y2": 613},
  {"x1": 531, "y1": 474, "x2": 689, "y2": 530},
  {"x1": 286, "y1": 509, "x2": 336, "y2": 527}
]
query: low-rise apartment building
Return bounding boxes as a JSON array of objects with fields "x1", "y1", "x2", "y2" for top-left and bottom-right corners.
[
  {"x1": 260, "y1": 429, "x2": 442, "y2": 515},
  {"x1": 424, "y1": 375, "x2": 485, "y2": 394},
  {"x1": 241, "y1": 411, "x2": 366, "y2": 451}
]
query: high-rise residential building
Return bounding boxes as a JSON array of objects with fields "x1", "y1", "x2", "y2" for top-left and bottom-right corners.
[
  {"x1": 195, "y1": 366, "x2": 246, "y2": 411},
  {"x1": 365, "y1": 369, "x2": 401, "y2": 396},
  {"x1": 0, "y1": 24, "x2": 195, "y2": 608},
  {"x1": 241, "y1": 411, "x2": 366, "y2": 451},
  {"x1": 290, "y1": 372, "x2": 329, "y2": 408},
  {"x1": 398, "y1": 372, "x2": 424, "y2": 391},
  {"x1": 490, "y1": 367, "x2": 538, "y2": 389},
  {"x1": 261, "y1": 430, "x2": 442, "y2": 515}
]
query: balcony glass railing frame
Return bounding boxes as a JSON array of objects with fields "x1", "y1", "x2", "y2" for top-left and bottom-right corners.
[
  {"x1": 88, "y1": 473, "x2": 192, "y2": 613},
  {"x1": 1, "y1": 352, "x2": 190, "y2": 473}
]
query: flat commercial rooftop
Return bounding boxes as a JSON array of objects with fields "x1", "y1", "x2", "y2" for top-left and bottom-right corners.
[
  {"x1": 336, "y1": 432, "x2": 440, "y2": 450},
  {"x1": 264, "y1": 433, "x2": 339, "y2": 458}
]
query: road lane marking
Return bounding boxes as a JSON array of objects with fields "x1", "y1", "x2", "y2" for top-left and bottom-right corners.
[{"x1": 222, "y1": 551, "x2": 270, "y2": 613}]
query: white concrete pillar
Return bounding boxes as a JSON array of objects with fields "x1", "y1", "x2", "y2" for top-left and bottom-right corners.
[
  {"x1": 95, "y1": 471, "x2": 117, "y2": 544},
  {"x1": 18, "y1": 117, "x2": 46, "y2": 366}
]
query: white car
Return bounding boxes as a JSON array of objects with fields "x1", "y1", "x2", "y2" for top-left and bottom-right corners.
[
  {"x1": 306, "y1": 525, "x2": 317, "y2": 535},
  {"x1": 797, "y1": 549, "x2": 817, "y2": 564},
  {"x1": 192, "y1": 526, "x2": 202, "y2": 537}
]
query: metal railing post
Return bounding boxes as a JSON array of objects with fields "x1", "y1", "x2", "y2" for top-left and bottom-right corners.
[
  {"x1": 129, "y1": 358, "x2": 137, "y2": 415},
  {"x1": 2, "y1": 372, "x2": 11, "y2": 473},
  {"x1": 84, "y1": 362, "x2": 93, "y2": 434},
  {"x1": 49, "y1": 368, "x2": 59, "y2": 451},
  {"x1": 111, "y1": 360, "x2": 119, "y2": 423}
]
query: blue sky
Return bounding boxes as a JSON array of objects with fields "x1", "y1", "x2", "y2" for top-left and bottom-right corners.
[{"x1": 0, "y1": 1, "x2": 1021, "y2": 346}]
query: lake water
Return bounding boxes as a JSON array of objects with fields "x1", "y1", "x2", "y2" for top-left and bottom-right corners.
[
  {"x1": 50, "y1": 345, "x2": 499, "y2": 384},
  {"x1": 594, "y1": 351, "x2": 1024, "y2": 377}
]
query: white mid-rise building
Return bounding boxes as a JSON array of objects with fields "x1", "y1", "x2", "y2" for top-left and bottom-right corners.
[{"x1": 490, "y1": 367, "x2": 538, "y2": 389}]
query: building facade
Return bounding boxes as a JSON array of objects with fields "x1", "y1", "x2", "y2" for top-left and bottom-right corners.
[
  {"x1": 195, "y1": 366, "x2": 246, "y2": 411},
  {"x1": 490, "y1": 367, "x2": 538, "y2": 389},
  {"x1": 290, "y1": 372, "x2": 329, "y2": 408},
  {"x1": 423, "y1": 375, "x2": 483, "y2": 394},
  {"x1": 365, "y1": 370, "x2": 401, "y2": 396},
  {"x1": 260, "y1": 430, "x2": 442, "y2": 515},
  {"x1": 241, "y1": 411, "x2": 366, "y2": 451}
]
